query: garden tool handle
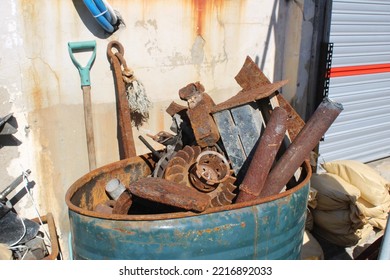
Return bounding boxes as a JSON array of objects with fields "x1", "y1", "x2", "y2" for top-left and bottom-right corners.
[
  {"x1": 68, "y1": 41, "x2": 97, "y2": 87},
  {"x1": 68, "y1": 40, "x2": 97, "y2": 171},
  {"x1": 82, "y1": 85, "x2": 97, "y2": 171}
]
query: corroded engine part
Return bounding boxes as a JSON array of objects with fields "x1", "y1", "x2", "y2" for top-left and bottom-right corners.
[
  {"x1": 163, "y1": 145, "x2": 236, "y2": 208},
  {"x1": 190, "y1": 150, "x2": 231, "y2": 192}
]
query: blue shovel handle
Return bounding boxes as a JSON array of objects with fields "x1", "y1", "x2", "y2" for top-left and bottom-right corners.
[{"x1": 68, "y1": 41, "x2": 97, "y2": 87}]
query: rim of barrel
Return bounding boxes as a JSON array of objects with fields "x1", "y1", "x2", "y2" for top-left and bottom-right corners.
[{"x1": 65, "y1": 158, "x2": 312, "y2": 221}]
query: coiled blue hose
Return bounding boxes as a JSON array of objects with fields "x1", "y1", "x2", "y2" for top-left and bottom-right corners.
[
  {"x1": 93, "y1": 0, "x2": 113, "y2": 23},
  {"x1": 83, "y1": 0, "x2": 117, "y2": 33}
]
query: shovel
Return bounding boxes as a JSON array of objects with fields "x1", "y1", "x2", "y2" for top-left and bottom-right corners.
[{"x1": 68, "y1": 40, "x2": 97, "y2": 171}]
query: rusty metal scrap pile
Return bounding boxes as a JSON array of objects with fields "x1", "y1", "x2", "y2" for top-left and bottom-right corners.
[{"x1": 95, "y1": 55, "x2": 343, "y2": 216}]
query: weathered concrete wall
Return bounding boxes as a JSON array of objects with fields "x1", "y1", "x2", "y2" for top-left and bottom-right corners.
[{"x1": 0, "y1": 0, "x2": 312, "y2": 259}]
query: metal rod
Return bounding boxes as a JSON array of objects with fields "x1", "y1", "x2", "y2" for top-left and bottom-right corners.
[
  {"x1": 138, "y1": 135, "x2": 161, "y2": 159},
  {"x1": 259, "y1": 97, "x2": 343, "y2": 198},
  {"x1": 0, "y1": 170, "x2": 31, "y2": 202},
  {"x1": 378, "y1": 215, "x2": 390, "y2": 260},
  {"x1": 236, "y1": 107, "x2": 287, "y2": 203}
]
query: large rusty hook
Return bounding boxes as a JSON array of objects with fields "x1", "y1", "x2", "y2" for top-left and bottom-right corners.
[
  {"x1": 106, "y1": 40, "x2": 136, "y2": 159},
  {"x1": 107, "y1": 40, "x2": 124, "y2": 60},
  {"x1": 107, "y1": 40, "x2": 132, "y2": 79}
]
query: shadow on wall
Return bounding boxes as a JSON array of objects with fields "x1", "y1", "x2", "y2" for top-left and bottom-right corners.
[
  {"x1": 255, "y1": 0, "x2": 286, "y2": 83},
  {"x1": 72, "y1": 0, "x2": 115, "y2": 39}
]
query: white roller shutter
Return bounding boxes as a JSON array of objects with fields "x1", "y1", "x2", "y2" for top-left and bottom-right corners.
[{"x1": 318, "y1": 0, "x2": 390, "y2": 163}]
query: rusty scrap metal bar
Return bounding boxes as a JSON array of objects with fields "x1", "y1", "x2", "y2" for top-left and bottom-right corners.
[
  {"x1": 275, "y1": 94, "x2": 306, "y2": 142},
  {"x1": 259, "y1": 97, "x2": 343, "y2": 198},
  {"x1": 166, "y1": 101, "x2": 187, "y2": 117},
  {"x1": 211, "y1": 80, "x2": 288, "y2": 114},
  {"x1": 31, "y1": 213, "x2": 60, "y2": 260},
  {"x1": 128, "y1": 177, "x2": 211, "y2": 212},
  {"x1": 107, "y1": 40, "x2": 136, "y2": 158},
  {"x1": 95, "y1": 200, "x2": 115, "y2": 214},
  {"x1": 235, "y1": 107, "x2": 288, "y2": 203},
  {"x1": 234, "y1": 55, "x2": 282, "y2": 116},
  {"x1": 234, "y1": 56, "x2": 305, "y2": 142},
  {"x1": 112, "y1": 191, "x2": 133, "y2": 215},
  {"x1": 179, "y1": 82, "x2": 220, "y2": 147},
  {"x1": 235, "y1": 56, "x2": 270, "y2": 89}
]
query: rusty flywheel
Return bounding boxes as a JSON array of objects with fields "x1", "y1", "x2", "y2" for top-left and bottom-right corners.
[{"x1": 163, "y1": 145, "x2": 237, "y2": 208}]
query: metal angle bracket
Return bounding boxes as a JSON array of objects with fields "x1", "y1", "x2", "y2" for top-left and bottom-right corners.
[{"x1": 323, "y1": 42, "x2": 334, "y2": 98}]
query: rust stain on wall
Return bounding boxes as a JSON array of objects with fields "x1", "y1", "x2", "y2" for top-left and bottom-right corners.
[
  {"x1": 18, "y1": 1, "x2": 42, "y2": 111},
  {"x1": 26, "y1": 69, "x2": 43, "y2": 111},
  {"x1": 17, "y1": 0, "x2": 66, "y2": 112},
  {"x1": 190, "y1": 0, "x2": 225, "y2": 37}
]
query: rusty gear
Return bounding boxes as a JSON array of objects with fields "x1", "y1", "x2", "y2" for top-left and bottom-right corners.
[{"x1": 163, "y1": 145, "x2": 236, "y2": 208}]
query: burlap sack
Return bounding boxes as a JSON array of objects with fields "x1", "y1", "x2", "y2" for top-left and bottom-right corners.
[
  {"x1": 322, "y1": 160, "x2": 390, "y2": 206},
  {"x1": 312, "y1": 208, "x2": 365, "y2": 235},
  {"x1": 313, "y1": 223, "x2": 373, "y2": 247},
  {"x1": 308, "y1": 187, "x2": 318, "y2": 209},
  {"x1": 306, "y1": 208, "x2": 314, "y2": 231},
  {"x1": 310, "y1": 173, "x2": 361, "y2": 211},
  {"x1": 356, "y1": 196, "x2": 390, "y2": 230}
]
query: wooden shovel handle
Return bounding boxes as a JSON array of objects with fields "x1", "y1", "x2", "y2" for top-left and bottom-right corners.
[{"x1": 82, "y1": 86, "x2": 97, "y2": 171}]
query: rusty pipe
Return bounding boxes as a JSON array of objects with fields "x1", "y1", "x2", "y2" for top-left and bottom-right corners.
[
  {"x1": 235, "y1": 107, "x2": 288, "y2": 203},
  {"x1": 259, "y1": 97, "x2": 343, "y2": 198}
]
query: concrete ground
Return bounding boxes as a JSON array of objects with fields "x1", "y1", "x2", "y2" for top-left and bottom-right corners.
[{"x1": 367, "y1": 157, "x2": 390, "y2": 182}]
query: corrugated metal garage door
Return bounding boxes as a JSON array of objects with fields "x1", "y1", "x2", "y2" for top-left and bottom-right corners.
[{"x1": 318, "y1": 0, "x2": 390, "y2": 163}]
